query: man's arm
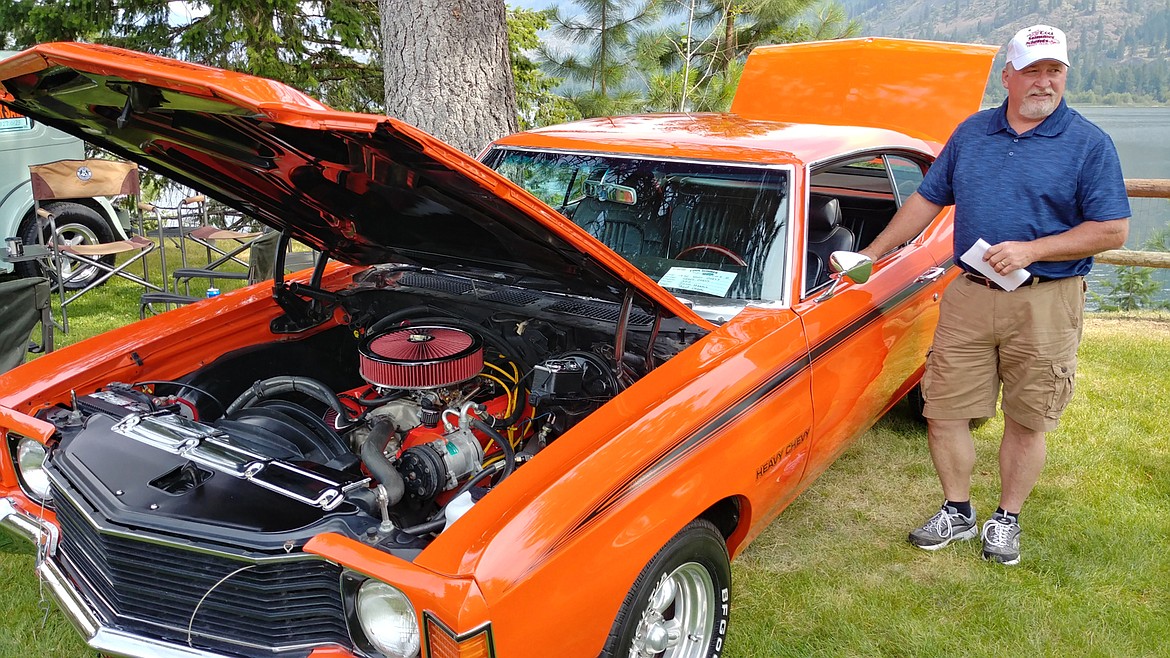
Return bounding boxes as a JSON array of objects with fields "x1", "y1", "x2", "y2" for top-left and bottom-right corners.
[
  {"x1": 857, "y1": 192, "x2": 946, "y2": 263},
  {"x1": 983, "y1": 218, "x2": 1130, "y2": 276}
]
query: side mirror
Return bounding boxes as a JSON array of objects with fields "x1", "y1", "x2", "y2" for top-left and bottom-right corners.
[
  {"x1": 828, "y1": 251, "x2": 872, "y2": 284},
  {"x1": 815, "y1": 251, "x2": 873, "y2": 303}
]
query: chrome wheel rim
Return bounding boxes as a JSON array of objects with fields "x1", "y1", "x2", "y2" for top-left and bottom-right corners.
[
  {"x1": 52, "y1": 221, "x2": 101, "y2": 282},
  {"x1": 630, "y1": 562, "x2": 715, "y2": 658}
]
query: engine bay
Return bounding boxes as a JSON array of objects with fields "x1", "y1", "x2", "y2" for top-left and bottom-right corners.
[{"x1": 34, "y1": 263, "x2": 707, "y2": 559}]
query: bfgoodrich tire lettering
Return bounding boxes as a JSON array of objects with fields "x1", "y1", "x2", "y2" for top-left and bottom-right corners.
[
  {"x1": 15, "y1": 201, "x2": 116, "y2": 290},
  {"x1": 601, "y1": 519, "x2": 731, "y2": 658}
]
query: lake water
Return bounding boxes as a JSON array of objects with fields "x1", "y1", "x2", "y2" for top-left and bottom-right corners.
[{"x1": 1077, "y1": 106, "x2": 1170, "y2": 306}]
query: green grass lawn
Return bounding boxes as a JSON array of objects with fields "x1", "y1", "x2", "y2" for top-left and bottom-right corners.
[
  {"x1": 725, "y1": 315, "x2": 1170, "y2": 658},
  {"x1": 23, "y1": 236, "x2": 259, "y2": 351},
  {"x1": 1, "y1": 252, "x2": 1168, "y2": 657}
]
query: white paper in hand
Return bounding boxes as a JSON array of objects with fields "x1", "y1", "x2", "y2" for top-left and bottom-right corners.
[{"x1": 959, "y1": 239, "x2": 1031, "y2": 292}]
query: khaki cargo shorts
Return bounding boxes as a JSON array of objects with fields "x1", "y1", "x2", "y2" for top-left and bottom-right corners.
[{"x1": 921, "y1": 274, "x2": 1085, "y2": 432}]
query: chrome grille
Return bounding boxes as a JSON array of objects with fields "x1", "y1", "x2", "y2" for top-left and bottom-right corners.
[{"x1": 53, "y1": 492, "x2": 350, "y2": 657}]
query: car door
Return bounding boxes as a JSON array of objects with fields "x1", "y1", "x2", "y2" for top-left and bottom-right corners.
[{"x1": 793, "y1": 152, "x2": 948, "y2": 482}]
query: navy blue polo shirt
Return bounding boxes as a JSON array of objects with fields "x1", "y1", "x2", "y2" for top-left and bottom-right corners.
[{"x1": 917, "y1": 99, "x2": 1131, "y2": 278}]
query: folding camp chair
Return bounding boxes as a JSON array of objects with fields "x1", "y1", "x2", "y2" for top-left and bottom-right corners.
[
  {"x1": 151, "y1": 198, "x2": 259, "y2": 294},
  {"x1": 186, "y1": 225, "x2": 262, "y2": 268},
  {"x1": 0, "y1": 275, "x2": 52, "y2": 373},
  {"x1": 28, "y1": 159, "x2": 161, "y2": 332},
  {"x1": 139, "y1": 230, "x2": 316, "y2": 318},
  {"x1": 136, "y1": 194, "x2": 208, "y2": 303}
]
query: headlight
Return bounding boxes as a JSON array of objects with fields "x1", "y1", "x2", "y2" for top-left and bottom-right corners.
[
  {"x1": 356, "y1": 580, "x2": 420, "y2": 658},
  {"x1": 15, "y1": 438, "x2": 52, "y2": 502}
]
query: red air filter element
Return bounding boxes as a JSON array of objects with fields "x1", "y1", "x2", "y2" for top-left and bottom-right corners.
[{"x1": 359, "y1": 325, "x2": 483, "y2": 389}]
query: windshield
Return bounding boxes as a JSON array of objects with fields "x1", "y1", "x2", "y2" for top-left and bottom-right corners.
[{"x1": 484, "y1": 148, "x2": 791, "y2": 303}]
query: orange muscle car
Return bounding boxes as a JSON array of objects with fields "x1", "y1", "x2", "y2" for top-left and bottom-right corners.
[{"x1": 0, "y1": 38, "x2": 996, "y2": 658}]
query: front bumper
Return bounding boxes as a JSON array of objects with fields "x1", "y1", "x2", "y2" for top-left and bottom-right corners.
[
  {"x1": 0, "y1": 496, "x2": 55, "y2": 556},
  {"x1": 2, "y1": 496, "x2": 306, "y2": 658}
]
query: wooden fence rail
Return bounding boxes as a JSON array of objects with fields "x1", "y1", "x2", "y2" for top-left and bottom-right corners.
[
  {"x1": 1094, "y1": 179, "x2": 1170, "y2": 268},
  {"x1": 1123, "y1": 178, "x2": 1170, "y2": 198}
]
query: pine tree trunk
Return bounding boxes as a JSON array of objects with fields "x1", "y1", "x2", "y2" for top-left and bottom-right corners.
[
  {"x1": 721, "y1": 10, "x2": 735, "y2": 76},
  {"x1": 380, "y1": 0, "x2": 518, "y2": 155}
]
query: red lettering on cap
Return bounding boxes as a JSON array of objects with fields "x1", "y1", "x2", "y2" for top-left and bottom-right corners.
[{"x1": 1026, "y1": 29, "x2": 1059, "y2": 46}]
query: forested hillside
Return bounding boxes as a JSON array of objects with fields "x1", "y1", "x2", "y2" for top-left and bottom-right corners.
[{"x1": 841, "y1": 0, "x2": 1170, "y2": 103}]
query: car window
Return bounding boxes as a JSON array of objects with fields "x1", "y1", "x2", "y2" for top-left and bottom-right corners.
[
  {"x1": 804, "y1": 152, "x2": 930, "y2": 295},
  {"x1": 484, "y1": 148, "x2": 792, "y2": 304},
  {"x1": 885, "y1": 155, "x2": 925, "y2": 206},
  {"x1": 811, "y1": 158, "x2": 892, "y2": 195}
]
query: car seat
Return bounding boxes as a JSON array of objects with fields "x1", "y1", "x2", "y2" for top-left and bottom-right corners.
[{"x1": 805, "y1": 195, "x2": 855, "y2": 290}]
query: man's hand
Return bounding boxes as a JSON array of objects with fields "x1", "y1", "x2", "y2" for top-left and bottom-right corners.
[
  {"x1": 984, "y1": 219, "x2": 1129, "y2": 275},
  {"x1": 983, "y1": 241, "x2": 1035, "y2": 275}
]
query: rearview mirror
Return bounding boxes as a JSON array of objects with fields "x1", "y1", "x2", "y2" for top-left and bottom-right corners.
[{"x1": 829, "y1": 251, "x2": 872, "y2": 284}]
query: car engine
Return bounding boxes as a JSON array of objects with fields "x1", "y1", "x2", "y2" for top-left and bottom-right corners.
[{"x1": 35, "y1": 264, "x2": 704, "y2": 560}]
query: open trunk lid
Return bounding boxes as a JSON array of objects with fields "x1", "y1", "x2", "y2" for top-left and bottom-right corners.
[{"x1": 732, "y1": 37, "x2": 999, "y2": 144}]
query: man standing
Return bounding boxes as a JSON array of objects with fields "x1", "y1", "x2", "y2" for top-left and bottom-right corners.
[{"x1": 857, "y1": 25, "x2": 1130, "y2": 564}]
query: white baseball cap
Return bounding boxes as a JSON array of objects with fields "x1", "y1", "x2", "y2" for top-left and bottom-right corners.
[{"x1": 1006, "y1": 25, "x2": 1070, "y2": 69}]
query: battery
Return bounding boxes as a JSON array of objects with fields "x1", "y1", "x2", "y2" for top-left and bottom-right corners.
[{"x1": 75, "y1": 389, "x2": 156, "y2": 418}]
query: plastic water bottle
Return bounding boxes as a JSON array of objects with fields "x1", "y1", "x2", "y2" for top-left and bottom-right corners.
[{"x1": 206, "y1": 287, "x2": 220, "y2": 298}]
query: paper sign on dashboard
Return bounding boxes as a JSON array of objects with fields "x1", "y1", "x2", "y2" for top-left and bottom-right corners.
[{"x1": 658, "y1": 267, "x2": 738, "y2": 297}]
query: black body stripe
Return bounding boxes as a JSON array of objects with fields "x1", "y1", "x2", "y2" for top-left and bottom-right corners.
[
  {"x1": 809, "y1": 273, "x2": 938, "y2": 363},
  {"x1": 533, "y1": 268, "x2": 947, "y2": 566},
  {"x1": 575, "y1": 353, "x2": 813, "y2": 531}
]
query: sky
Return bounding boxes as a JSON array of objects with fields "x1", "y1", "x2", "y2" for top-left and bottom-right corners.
[{"x1": 167, "y1": 1, "x2": 208, "y2": 23}]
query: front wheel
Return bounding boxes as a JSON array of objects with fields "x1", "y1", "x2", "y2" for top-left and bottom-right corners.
[{"x1": 601, "y1": 519, "x2": 731, "y2": 658}]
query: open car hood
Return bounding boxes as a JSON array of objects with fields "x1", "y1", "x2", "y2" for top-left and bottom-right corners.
[{"x1": 0, "y1": 42, "x2": 702, "y2": 320}]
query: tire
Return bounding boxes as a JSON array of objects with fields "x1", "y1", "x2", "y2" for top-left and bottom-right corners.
[
  {"x1": 905, "y1": 383, "x2": 988, "y2": 429},
  {"x1": 15, "y1": 201, "x2": 116, "y2": 290},
  {"x1": 601, "y1": 519, "x2": 731, "y2": 658},
  {"x1": 905, "y1": 383, "x2": 926, "y2": 423}
]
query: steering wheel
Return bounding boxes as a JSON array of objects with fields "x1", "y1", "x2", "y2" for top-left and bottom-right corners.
[{"x1": 674, "y1": 244, "x2": 747, "y2": 267}]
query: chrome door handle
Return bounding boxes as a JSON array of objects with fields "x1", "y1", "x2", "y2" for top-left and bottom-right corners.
[{"x1": 915, "y1": 267, "x2": 945, "y2": 283}]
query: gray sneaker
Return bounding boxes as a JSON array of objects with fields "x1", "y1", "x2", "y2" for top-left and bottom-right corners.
[
  {"x1": 908, "y1": 505, "x2": 978, "y2": 550},
  {"x1": 981, "y1": 515, "x2": 1021, "y2": 565}
]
